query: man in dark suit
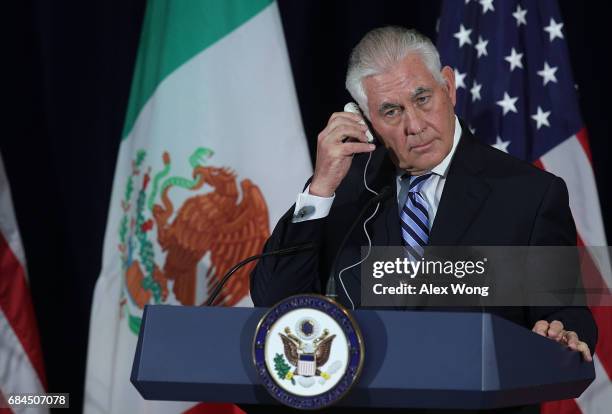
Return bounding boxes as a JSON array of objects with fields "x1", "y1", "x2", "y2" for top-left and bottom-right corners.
[{"x1": 248, "y1": 26, "x2": 596, "y2": 412}]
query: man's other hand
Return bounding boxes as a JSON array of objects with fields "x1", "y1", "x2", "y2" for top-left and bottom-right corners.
[{"x1": 532, "y1": 320, "x2": 593, "y2": 362}]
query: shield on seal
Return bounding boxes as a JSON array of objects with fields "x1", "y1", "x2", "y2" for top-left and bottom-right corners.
[{"x1": 297, "y1": 354, "x2": 316, "y2": 377}]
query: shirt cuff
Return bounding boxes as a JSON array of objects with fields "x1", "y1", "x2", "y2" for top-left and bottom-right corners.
[{"x1": 292, "y1": 185, "x2": 335, "y2": 223}]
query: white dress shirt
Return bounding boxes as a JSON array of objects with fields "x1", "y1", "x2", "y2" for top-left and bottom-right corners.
[{"x1": 292, "y1": 116, "x2": 462, "y2": 227}]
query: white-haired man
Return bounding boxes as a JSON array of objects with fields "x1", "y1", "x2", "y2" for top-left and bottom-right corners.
[{"x1": 249, "y1": 26, "x2": 596, "y2": 414}]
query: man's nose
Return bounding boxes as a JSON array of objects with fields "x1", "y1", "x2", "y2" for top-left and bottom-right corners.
[{"x1": 403, "y1": 108, "x2": 425, "y2": 137}]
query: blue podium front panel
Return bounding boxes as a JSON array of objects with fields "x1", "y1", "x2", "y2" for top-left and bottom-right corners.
[{"x1": 131, "y1": 305, "x2": 594, "y2": 409}]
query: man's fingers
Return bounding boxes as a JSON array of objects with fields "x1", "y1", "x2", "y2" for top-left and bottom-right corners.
[
  {"x1": 338, "y1": 142, "x2": 376, "y2": 156},
  {"x1": 328, "y1": 124, "x2": 369, "y2": 144},
  {"x1": 562, "y1": 332, "x2": 593, "y2": 362},
  {"x1": 532, "y1": 322, "x2": 593, "y2": 362},
  {"x1": 563, "y1": 331, "x2": 579, "y2": 346},
  {"x1": 568, "y1": 340, "x2": 593, "y2": 362},
  {"x1": 547, "y1": 320, "x2": 564, "y2": 339},
  {"x1": 310, "y1": 110, "x2": 373, "y2": 197},
  {"x1": 532, "y1": 320, "x2": 549, "y2": 336},
  {"x1": 329, "y1": 111, "x2": 364, "y2": 124},
  {"x1": 319, "y1": 121, "x2": 367, "y2": 144},
  {"x1": 576, "y1": 342, "x2": 593, "y2": 362}
]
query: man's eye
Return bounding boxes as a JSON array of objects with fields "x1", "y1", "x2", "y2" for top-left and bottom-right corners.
[
  {"x1": 385, "y1": 109, "x2": 398, "y2": 117},
  {"x1": 417, "y1": 96, "x2": 431, "y2": 105}
]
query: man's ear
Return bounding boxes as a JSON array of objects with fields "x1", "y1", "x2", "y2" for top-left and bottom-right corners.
[{"x1": 441, "y1": 66, "x2": 457, "y2": 107}]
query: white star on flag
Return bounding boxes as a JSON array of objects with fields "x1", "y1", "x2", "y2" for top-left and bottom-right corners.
[
  {"x1": 454, "y1": 69, "x2": 466, "y2": 89},
  {"x1": 504, "y1": 47, "x2": 523, "y2": 71},
  {"x1": 537, "y1": 62, "x2": 558, "y2": 86},
  {"x1": 454, "y1": 24, "x2": 472, "y2": 47},
  {"x1": 496, "y1": 92, "x2": 518, "y2": 115},
  {"x1": 543, "y1": 18, "x2": 564, "y2": 41},
  {"x1": 479, "y1": 0, "x2": 495, "y2": 14},
  {"x1": 531, "y1": 106, "x2": 551, "y2": 129},
  {"x1": 512, "y1": 4, "x2": 527, "y2": 26},
  {"x1": 475, "y1": 36, "x2": 489, "y2": 58},
  {"x1": 492, "y1": 136, "x2": 510, "y2": 153},
  {"x1": 469, "y1": 125, "x2": 476, "y2": 134},
  {"x1": 470, "y1": 80, "x2": 482, "y2": 102}
]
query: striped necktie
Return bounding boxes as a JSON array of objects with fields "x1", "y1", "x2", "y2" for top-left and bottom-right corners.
[{"x1": 400, "y1": 173, "x2": 433, "y2": 260}]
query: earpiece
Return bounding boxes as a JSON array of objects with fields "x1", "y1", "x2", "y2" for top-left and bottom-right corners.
[
  {"x1": 333, "y1": 103, "x2": 380, "y2": 309},
  {"x1": 344, "y1": 102, "x2": 375, "y2": 144}
]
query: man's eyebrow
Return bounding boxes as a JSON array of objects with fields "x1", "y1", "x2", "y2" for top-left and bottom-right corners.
[{"x1": 411, "y1": 87, "x2": 433, "y2": 98}]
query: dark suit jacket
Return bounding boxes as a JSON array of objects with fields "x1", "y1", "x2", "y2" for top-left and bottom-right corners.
[{"x1": 247, "y1": 124, "x2": 597, "y2": 413}]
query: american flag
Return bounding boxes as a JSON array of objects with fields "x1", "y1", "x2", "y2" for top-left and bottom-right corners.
[
  {"x1": 436, "y1": 0, "x2": 611, "y2": 413},
  {"x1": 0, "y1": 152, "x2": 48, "y2": 413}
]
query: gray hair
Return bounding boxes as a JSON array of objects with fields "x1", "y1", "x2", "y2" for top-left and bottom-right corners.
[{"x1": 345, "y1": 26, "x2": 444, "y2": 118}]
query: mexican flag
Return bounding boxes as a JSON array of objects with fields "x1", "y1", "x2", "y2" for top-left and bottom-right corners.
[{"x1": 84, "y1": 1, "x2": 311, "y2": 412}]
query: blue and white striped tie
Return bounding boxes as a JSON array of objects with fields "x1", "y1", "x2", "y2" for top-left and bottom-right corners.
[{"x1": 400, "y1": 174, "x2": 433, "y2": 260}]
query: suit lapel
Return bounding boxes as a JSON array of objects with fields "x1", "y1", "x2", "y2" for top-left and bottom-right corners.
[
  {"x1": 429, "y1": 130, "x2": 491, "y2": 245},
  {"x1": 362, "y1": 189, "x2": 402, "y2": 246}
]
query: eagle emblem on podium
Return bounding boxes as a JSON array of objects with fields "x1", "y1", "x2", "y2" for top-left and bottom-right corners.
[
  {"x1": 279, "y1": 319, "x2": 336, "y2": 378},
  {"x1": 253, "y1": 294, "x2": 364, "y2": 409}
]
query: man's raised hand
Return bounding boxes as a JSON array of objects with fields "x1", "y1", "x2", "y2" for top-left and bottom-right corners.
[{"x1": 309, "y1": 111, "x2": 376, "y2": 197}]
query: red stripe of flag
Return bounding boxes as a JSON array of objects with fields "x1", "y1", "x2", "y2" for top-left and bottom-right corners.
[
  {"x1": 533, "y1": 159, "x2": 545, "y2": 170},
  {"x1": 541, "y1": 397, "x2": 582, "y2": 414},
  {"x1": 540, "y1": 127, "x2": 611, "y2": 413},
  {"x1": 575, "y1": 129, "x2": 593, "y2": 164},
  {"x1": 576, "y1": 235, "x2": 612, "y2": 378},
  {"x1": 183, "y1": 402, "x2": 245, "y2": 414}
]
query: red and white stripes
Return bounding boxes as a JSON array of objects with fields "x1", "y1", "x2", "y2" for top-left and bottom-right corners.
[
  {"x1": 539, "y1": 130, "x2": 612, "y2": 414},
  {"x1": 0, "y1": 154, "x2": 47, "y2": 414}
]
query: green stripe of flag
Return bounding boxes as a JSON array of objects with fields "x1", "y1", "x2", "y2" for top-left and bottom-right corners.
[{"x1": 122, "y1": 0, "x2": 272, "y2": 139}]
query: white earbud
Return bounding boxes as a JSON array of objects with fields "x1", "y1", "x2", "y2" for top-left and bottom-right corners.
[{"x1": 344, "y1": 102, "x2": 374, "y2": 143}]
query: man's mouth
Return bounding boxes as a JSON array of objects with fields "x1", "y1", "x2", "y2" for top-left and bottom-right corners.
[{"x1": 409, "y1": 138, "x2": 435, "y2": 153}]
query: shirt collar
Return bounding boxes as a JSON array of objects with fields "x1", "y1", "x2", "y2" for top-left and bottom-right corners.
[
  {"x1": 396, "y1": 114, "x2": 462, "y2": 180},
  {"x1": 432, "y1": 114, "x2": 462, "y2": 178}
]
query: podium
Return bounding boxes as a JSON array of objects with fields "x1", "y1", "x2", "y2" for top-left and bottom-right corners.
[{"x1": 131, "y1": 305, "x2": 594, "y2": 410}]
